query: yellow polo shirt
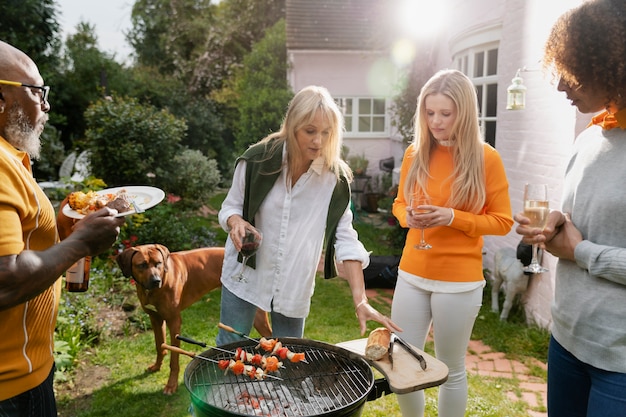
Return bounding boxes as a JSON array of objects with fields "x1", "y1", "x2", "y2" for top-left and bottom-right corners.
[{"x1": 0, "y1": 136, "x2": 61, "y2": 401}]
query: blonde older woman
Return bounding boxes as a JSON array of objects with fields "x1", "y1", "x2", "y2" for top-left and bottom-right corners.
[{"x1": 216, "y1": 85, "x2": 401, "y2": 346}]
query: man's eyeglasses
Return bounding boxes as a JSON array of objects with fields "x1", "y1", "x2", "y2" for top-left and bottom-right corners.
[{"x1": 0, "y1": 79, "x2": 50, "y2": 104}]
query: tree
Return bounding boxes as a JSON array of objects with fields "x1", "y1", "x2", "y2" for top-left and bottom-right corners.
[
  {"x1": 232, "y1": 19, "x2": 292, "y2": 153},
  {"x1": 0, "y1": 0, "x2": 61, "y2": 76},
  {"x1": 49, "y1": 23, "x2": 132, "y2": 149},
  {"x1": 390, "y1": 48, "x2": 437, "y2": 144},
  {"x1": 189, "y1": 0, "x2": 286, "y2": 93},
  {"x1": 127, "y1": 0, "x2": 216, "y2": 77}
]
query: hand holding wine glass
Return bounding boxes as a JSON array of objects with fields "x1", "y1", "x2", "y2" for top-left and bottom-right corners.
[
  {"x1": 410, "y1": 194, "x2": 433, "y2": 250},
  {"x1": 523, "y1": 183, "x2": 549, "y2": 273},
  {"x1": 232, "y1": 226, "x2": 263, "y2": 283}
]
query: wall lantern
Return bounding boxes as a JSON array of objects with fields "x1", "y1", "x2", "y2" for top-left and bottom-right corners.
[{"x1": 506, "y1": 68, "x2": 527, "y2": 110}]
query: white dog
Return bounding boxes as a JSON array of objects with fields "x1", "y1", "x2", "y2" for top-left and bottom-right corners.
[{"x1": 490, "y1": 246, "x2": 532, "y2": 320}]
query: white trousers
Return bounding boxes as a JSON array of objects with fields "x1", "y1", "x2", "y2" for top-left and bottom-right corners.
[{"x1": 391, "y1": 276, "x2": 483, "y2": 417}]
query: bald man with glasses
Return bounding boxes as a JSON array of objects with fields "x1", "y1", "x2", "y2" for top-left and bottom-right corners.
[{"x1": 0, "y1": 40, "x2": 125, "y2": 416}]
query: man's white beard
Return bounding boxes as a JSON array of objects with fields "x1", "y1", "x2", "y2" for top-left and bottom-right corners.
[{"x1": 4, "y1": 102, "x2": 43, "y2": 160}]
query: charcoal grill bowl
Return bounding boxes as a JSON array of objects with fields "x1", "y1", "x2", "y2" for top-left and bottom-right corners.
[{"x1": 184, "y1": 338, "x2": 374, "y2": 417}]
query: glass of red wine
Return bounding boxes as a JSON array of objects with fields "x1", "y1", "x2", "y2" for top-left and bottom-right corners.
[{"x1": 232, "y1": 227, "x2": 263, "y2": 283}]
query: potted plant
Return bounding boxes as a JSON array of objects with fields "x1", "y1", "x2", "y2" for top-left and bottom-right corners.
[
  {"x1": 348, "y1": 154, "x2": 369, "y2": 177},
  {"x1": 364, "y1": 175, "x2": 382, "y2": 213}
]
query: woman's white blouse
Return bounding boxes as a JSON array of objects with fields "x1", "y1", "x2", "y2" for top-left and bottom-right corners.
[{"x1": 219, "y1": 149, "x2": 369, "y2": 318}]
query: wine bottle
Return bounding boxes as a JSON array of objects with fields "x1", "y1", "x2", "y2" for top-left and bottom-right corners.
[{"x1": 65, "y1": 256, "x2": 91, "y2": 292}]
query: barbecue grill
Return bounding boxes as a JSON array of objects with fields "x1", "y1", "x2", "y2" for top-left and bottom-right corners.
[{"x1": 185, "y1": 338, "x2": 379, "y2": 417}]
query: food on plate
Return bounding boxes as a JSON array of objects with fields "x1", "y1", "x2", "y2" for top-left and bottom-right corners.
[
  {"x1": 68, "y1": 189, "x2": 132, "y2": 215},
  {"x1": 365, "y1": 327, "x2": 391, "y2": 361}
]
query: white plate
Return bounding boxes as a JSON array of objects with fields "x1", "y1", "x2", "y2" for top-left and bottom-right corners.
[{"x1": 62, "y1": 186, "x2": 165, "y2": 219}]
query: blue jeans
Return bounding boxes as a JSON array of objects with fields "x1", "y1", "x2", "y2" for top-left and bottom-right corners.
[
  {"x1": 215, "y1": 286, "x2": 305, "y2": 346},
  {"x1": 548, "y1": 336, "x2": 626, "y2": 417},
  {"x1": 0, "y1": 364, "x2": 57, "y2": 417}
]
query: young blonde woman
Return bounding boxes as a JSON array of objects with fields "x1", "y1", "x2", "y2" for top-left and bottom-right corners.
[
  {"x1": 391, "y1": 69, "x2": 513, "y2": 417},
  {"x1": 217, "y1": 85, "x2": 401, "y2": 346}
]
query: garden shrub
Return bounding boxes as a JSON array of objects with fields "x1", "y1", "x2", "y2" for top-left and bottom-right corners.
[
  {"x1": 169, "y1": 149, "x2": 221, "y2": 208},
  {"x1": 84, "y1": 96, "x2": 186, "y2": 192},
  {"x1": 117, "y1": 202, "x2": 219, "y2": 252}
]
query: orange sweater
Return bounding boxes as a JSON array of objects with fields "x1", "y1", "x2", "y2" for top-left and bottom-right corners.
[{"x1": 392, "y1": 143, "x2": 513, "y2": 283}]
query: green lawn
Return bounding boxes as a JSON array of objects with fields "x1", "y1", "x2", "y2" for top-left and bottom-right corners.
[{"x1": 55, "y1": 202, "x2": 548, "y2": 417}]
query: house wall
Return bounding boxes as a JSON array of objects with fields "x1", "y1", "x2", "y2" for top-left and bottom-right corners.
[
  {"x1": 437, "y1": 0, "x2": 584, "y2": 328},
  {"x1": 287, "y1": 49, "x2": 406, "y2": 183},
  {"x1": 288, "y1": 0, "x2": 592, "y2": 329}
]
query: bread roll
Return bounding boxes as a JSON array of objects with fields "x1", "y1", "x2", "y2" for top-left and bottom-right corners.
[{"x1": 365, "y1": 327, "x2": 391, "y2": 360}]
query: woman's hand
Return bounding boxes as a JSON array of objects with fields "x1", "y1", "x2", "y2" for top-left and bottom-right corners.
[
  {"x1": 543, "y1": 214, "x2": 582, "y2": 261},
  {"x1": 514, "y1": 210, "x2": 565, "y2": 246},
  {"x1": 405, "y1": 204, "x2": 452, "y2": 229},
  {"x1": 355, "y1": 301, "x2": 403, "y2": 336},
  {"x1": 226, "y1": 215, "x2": 254, "y2": 251}
]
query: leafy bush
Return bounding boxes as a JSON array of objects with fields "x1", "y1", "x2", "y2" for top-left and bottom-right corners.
[
  {"x1": 84, "y1": 96, "x2": 186, "y2": 192},
  {"x1": 169, "y1": 149, "x2": 221, "y2": 208},
  {"x1": 116, "y1": 201, "x2": 219, "y2": 252}
]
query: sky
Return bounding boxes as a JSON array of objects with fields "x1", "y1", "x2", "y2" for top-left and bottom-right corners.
[{"x1": 56, "y1": 0, "x2": 134, "y2": 63}]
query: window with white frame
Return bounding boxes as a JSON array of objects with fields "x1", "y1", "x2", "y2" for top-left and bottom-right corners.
[
  {"x1": 454, "y1": 43, "x2": 499, "y2": 147},
  {"x1": 335, "y1": 97, "x2": 388, "y2": 136}
]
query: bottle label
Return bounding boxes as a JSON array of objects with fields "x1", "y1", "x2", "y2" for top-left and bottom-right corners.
[{"x1": 66, "y1": 258, "x2": 85, "y2": 284}]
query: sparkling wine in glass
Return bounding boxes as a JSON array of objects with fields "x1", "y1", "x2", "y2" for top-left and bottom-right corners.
[
  {"x1": 410, "y1": 194, "x2": 433, "y2": 250},
  {"x1": 232, "y1": 227, "x2": 263, "y2": 283},
  {"x1": 523, "y1": 184, "x2": 549, "y2": 273}
]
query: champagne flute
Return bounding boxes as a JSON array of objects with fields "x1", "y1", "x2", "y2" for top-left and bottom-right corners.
[
  {"x1": 523, "y1": 184, "x2": 549, "y2": 273},
  {"x1": 410, "y1": 194, "x2": 433, "y2": 250},
  {"x1": 232, "y1": 227, "x2": 263, "y2": 283}
]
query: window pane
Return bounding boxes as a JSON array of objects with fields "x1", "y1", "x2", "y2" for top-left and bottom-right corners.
[
  {"x1": 487, "y1": 49, "x2": 498, "y2": 76},
  {"x1": 485, "y1": 121, "x2": 496, "y2": 147},
  {"x1": 372, "y1": 116, "x2": 385, "y2": 132},
  {"x1": 346, "y1": 99, "x2": 353, "y2": 114},
  {"x1": 486, "y1": 84, "x2": 497, "y2": 117},
  {"x1": 373, "y1": 98, "x2": 385, "y2": 114},
  {"x1": 476, "y1": 85, "x2": 484, "y2": 114},
  {"x1": 345, "y1": 116, "x2": 353, "y2": 132},
  {"x1": 358, "y1": 116, "x2": 371, "y2": 132},
  {"x1": 474, "y1": 51, "x2": 484, "y2": 77},
  {"x1": 359, "y1": 98, "x2": 371, "y2": 114}
]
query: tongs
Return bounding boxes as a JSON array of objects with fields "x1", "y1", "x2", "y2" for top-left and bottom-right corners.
[{"x1": 390, "y1": 333, "x2": 427, "y2": 371}]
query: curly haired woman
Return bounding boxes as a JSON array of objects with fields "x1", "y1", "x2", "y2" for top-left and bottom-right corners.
[{"x1": 516, "y1": 1, "x2": 626, "y2": 415}]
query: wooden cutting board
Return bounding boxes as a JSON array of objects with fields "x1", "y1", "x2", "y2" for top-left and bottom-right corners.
[{"x1": 337, "y1": 338, "x2": 448, "y2": 394}]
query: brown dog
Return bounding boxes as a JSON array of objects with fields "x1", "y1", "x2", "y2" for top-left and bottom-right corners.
[{"x1": 116, "y1": 244, "x2": 272, "y2": 394}]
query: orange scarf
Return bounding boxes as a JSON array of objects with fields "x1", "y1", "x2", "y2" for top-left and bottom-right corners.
[{"x1": 589, "y1": 109, "x2": 626, "y2": 130}]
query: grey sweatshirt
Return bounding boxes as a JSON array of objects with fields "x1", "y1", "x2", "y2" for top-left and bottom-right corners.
[{"x1": 555, "y1": 124, "x2": 626, "y2": 372}]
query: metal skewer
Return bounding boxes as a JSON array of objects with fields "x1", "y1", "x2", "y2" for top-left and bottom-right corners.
[
  {"x1": 176, "y1": 334, "x2": 286, "y2": 369},
  {"x1": 218, "y1": 323, "x2": 260, "y2": 344},
  {"x1": 218, "y1": 323, "x2": 309, "y2": 364},
  {"x1": 161, "y1": 343, "x2": 283, "y2": 381}
]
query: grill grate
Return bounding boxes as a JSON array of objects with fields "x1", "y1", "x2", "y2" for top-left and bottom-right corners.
[{"x1": 185, "y1": 339, "x2": 373, "y2": 417}]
